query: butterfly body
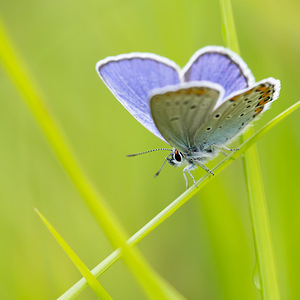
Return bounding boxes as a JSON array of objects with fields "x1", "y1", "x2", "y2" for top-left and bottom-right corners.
[
  {"x1": 166, "y1": 147, "x2": 218, "y2": 187},
  {"x1": 168, "y1": 148, "x2": 214, "y2": 168},
  {"x1": 96, "y1": 46, "x2": 280, "y2": 187}
]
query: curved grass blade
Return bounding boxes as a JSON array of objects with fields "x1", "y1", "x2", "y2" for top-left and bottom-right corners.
[
  {"x1": 0, "y1": 19, "x2": 184, "y2": 300},
  {"x1": 220, "y1": 0, "x2": 281, "y2": 299},
  {"x1": 58, "y1": 100, "x2": 300, "y2": 299},
  {"x1": 35, "y1": 209, "x2": 113, "y2": 300}
]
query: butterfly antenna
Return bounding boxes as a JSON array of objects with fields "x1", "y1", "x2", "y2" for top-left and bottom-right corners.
[
  {"x1": 155, "y1": 153, "x2": 172, "y2": 178},
  {"x1": 127, "y1": 148, "x2": 172, "y2": 157}
]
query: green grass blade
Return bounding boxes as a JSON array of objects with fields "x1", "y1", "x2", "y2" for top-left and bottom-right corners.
[
  {"x1": 35, "y1": 209, "x2": 113, "y2": 300},
  {"x1": 220, "y1": 0, "x2": 281, "y2": 299},
  {"x1": 0, "y1": 19, "x2": 184, "y2": 300},
  {"x1": 58, "y1": 100, "x2": 300, "y2": 299},
  {"x1": 219, "y1": 0, "x2": 240, "y2": 53},
  {"x1": 241, "y1": 130, "x2": 280, "y2": 300}
]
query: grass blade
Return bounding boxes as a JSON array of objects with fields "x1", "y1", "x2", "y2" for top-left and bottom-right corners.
[
  {"x1": 242, "y1": 130, "x2": 280, "y2": 299},
  {"x1": 0, "y1": 19, "x2": 184, "y2": 300},
  {"x1": 58, "y1": 100, "x2": 300, "y2": 299},
  {"x1": 35, "y1": 209, "x2": 113, "y2": 300},
  {"x1": 219, "y1": 0, "x2": 240, "y2": 53},
  {"x1": 220, "y1": 0, "x2": 281, "y2": 299}
]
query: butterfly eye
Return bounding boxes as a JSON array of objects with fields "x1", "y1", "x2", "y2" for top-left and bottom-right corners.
[{"x1": 174, "y1": 151, "x2": 182, "y2": 162}]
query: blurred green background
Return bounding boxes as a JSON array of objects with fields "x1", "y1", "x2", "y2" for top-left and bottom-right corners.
[{"x1": 0, "y1": 0, "x2": 299, "y2": 299}]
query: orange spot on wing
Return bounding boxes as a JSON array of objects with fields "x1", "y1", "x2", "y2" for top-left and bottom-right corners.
[
  {"x1": 254, "y1": 106, "x2": 264, "y2": 117},
  {"x1": 194, "y1": 88, "x2": 206, "y2": 95},
  {"x1": 244, "y1": 88, "x2": 255, "y2": 95},
  {"x1": 258, "y1": 96, "x2": 271, "y2": 106},
  {"x1": 229, "y1": 95, "x2": 240, "y2": 101},
  {"x1": 175, "y1": 90, "x2": 184, "y2": 95},
  {"x1": 256, "y1": 86, "x2": 268, "y2": 93}
]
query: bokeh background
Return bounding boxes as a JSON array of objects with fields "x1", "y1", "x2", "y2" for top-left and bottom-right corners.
[{"x1": 0, "y1": 0, "x2": 299, "y2": 299}]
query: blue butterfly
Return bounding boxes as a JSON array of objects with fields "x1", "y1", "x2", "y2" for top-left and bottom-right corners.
[{"x1": 96, "y1": 46, "x2": 280, "y2": 187}]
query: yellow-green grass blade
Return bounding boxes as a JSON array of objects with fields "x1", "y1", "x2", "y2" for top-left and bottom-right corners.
[
  {"x1": 35, "y1": 209, "x2": 113, "y2": 300},
  {"x1": 242, "y1": 130, "x2": 281, "y2": 300},
  {"x1": 220, "y1": 0, "x2": 281, "y2": 299},
  {"x1": 58, "y1": 100, "x2": 300, "y2": 299},
  {"x1": 0, "y1": 19, "x2": 184, "y2": 300},
  {"x1": 219, "y1": 0, "x2": 240, "y2": 54}
]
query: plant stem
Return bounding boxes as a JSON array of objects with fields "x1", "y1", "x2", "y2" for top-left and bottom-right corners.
[
  {"x1": 242, "y1": 130, "x2": 280, "y2": 300},
  {"x1": 219, "y1": 0, "x2": 281, "y2": 299}
]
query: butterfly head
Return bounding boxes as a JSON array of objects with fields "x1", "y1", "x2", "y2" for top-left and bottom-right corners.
[{"x1": 167, "y1": 149, "x2": 186, "y2": 167}]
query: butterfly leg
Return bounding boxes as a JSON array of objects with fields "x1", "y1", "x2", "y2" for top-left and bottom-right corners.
[
  {"x1": 212, "y1": 144, "x2": 239, "y2": 155},
  {"x1": 197, "y1": 162, "x2": 214, "y2": 176},
  {"x1": 183, "y1": 165, "x2": 198, "y2": 189},
  {"x1": 220, "y1": 145, "x2": 239, "y2": 151},
  {"x1": 219, "y1": 149, "x2": 229, "y2": 156},
  {"x1": 182, "y1": 171, "x2": 189, "y2": 189}
]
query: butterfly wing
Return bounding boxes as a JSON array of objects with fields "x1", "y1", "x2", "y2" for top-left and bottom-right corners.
[
  {"x1": 96, "y1": 53, "x2": 181, "y2": 142},
  {"x1": 149, "y1": 81, "x2": 224, "y2": 153},
  {"x1": 193, "y1": 78, "x2": 281, "y2": 149},
  {"x1": 182, "y1": 46, "x2": 255, "y2": 100}
]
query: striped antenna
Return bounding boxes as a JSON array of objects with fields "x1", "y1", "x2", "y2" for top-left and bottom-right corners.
[{"x1": 127, "y1": 148, "x2": 172, "y2": 157}]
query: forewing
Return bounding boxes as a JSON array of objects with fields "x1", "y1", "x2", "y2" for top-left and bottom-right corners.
[
  {"x1": 182, "y1": 46, "x2": 255, "y2": 100},
  {"x1": 150, "y1": 82, "x2": 224, "y2": 153},
  {"x1": 194, "y1": 78, "x2": 281, "y2": 148},
  {"x1": 96, "y1": 53, "x2": 181, "y2": 142}
]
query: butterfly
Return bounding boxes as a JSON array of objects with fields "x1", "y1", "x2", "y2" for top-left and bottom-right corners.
[{"x1": 96, "y1": 46, "x2": 280, "y2": 188}]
